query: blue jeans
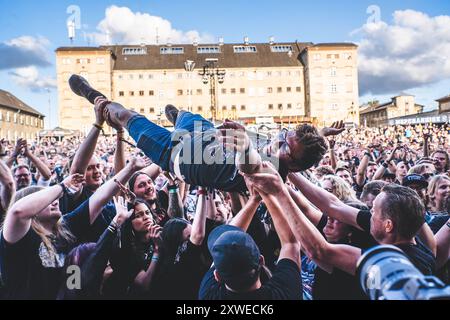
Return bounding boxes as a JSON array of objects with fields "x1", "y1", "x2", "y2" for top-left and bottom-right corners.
[{"x1": 126, "y1": 111, "x2": 214, "y2": 172}]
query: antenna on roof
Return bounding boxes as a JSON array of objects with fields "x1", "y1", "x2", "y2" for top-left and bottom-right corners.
[
  {"x1": 244, "y1": 36, "x2": 249, "y2": 45},
  {"x1": 269, "y1": 36, "x2": 275, "y2": 45},
  {"x1": 67, "y1": 20, "x2": 76, "y2": 45},
  {"x1": 193, "y1": 38, "x2": 198, "y2": 46},
  {"x1": 219, "y1": 36, "x2": 224, "y2": 46},
  {"x1": 105, "y1": 30, "x2": 111, "y2": 45}
]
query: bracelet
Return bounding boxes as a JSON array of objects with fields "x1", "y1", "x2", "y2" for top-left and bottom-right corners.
[
  {"x1": 382, "y1": 162, "x2": 389, "y2": 168},
  {"x1": 93, "y1": 123, "x2": 104, "y2": 131},
  {"x1": 152, "y1": 254, "x2": 159, "y2": 262},
  {"x1": 446, "y1": 221, "x2": 450, "y2": 229},
  {"x1": 59, "y1": 182, "x2": 68, "y2": 195}
]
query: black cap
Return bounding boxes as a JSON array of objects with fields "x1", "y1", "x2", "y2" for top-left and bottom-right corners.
[{"x1": 403, "y1": 174, "x2": 428, "y2": 188}]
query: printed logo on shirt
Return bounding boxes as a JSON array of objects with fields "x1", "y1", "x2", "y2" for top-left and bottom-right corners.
[{"x1": 39, "y1": 242, "x2": 66, "y2": 268}]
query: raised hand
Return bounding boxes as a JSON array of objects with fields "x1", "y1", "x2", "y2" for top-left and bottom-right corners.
[
  {"x1": 328, "y1": 139, "x2": 336, "y2": 150},
  {"x1": 94, "y1": 96, "x2": 108, "y2": 126},
  {"x1": 321, "y1": 120, "x2": 345, "y2": 137},
  {"x1": 13, "y1": 138, "x2": 27, "y2": 157},
  {"x1": 113, "y1": 195, "x2": 134, "y2": 225},
  {"x1": 0, "y1": 139, "x2": 7, "y2": 156},
  {"x1": 62, "y1": 173, "x2": 86, "y2": 194},
  {"x1": 217, "y1": 119, "x2": 251, "y2": 154},
  {"x1": 114, "y1": 179, "x2": 137, "y2": 204},
  {"x1": 241, "y1": 161, "x2": 285, "y2": 196},
  {"x1": 146, "y1": 224, "x2": 163, "y2": 252},
  {"x1": 129, "y1": 155, "x2": 152, "y2": 171}
]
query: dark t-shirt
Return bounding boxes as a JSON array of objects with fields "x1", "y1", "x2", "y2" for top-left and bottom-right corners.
[
  {"x1": 152, "y1": 241, "x2": 207, "y2": 300},
  {"x1": 178, "y1": 130, "x2": 271, "y2": 192},
  {"x1": 0, "y1": 200, "x2": 90, "y2": 300},
  {"x1": 60, "y1": 187, "x2": 116, "y2": 243},
  {"x1": 199, "y1": 259, "x2": 302, "y2": 300},
  {"x1": 356, "y1": 210, "x2": 436, "y2": 276}
]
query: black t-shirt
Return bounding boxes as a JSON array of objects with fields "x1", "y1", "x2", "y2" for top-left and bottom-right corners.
[
  {"x1": 60, "y1": 188, "x2": 116, "y2": 243},
  {"x1": 0, "y1": 200, "x2": 90, "y2": 300},
  {"x1": 199, "y1": 259, "x2": 301, "y2": 300},
  {"x1": 151, "y1": 241, "x2": 207, "y2": 300},
  {"x1": 356, "y1": 210, "x2": 436, "y2": 276}
]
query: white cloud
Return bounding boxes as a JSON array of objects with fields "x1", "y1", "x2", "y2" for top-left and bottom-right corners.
[
  {"x1": 0, "y1": 36, "x2": 52, "y2": 70},
  {"x1": 9, "y1": 67, "x2": 56, "y2": 92},
  {"x1": 354, "y1": 10, "x2": 450, "y2": 95},
  {"x1": 90, "y1": 5, "x2": 214, "y2": 45}
]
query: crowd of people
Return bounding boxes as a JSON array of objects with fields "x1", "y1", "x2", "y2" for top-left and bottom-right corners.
[{"x1": 0, "y1": 74, "x2": 449, "y2": 300}]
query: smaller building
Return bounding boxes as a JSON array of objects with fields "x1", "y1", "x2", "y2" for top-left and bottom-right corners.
[
  {"x1": 436, "y1": 95, "x2": 450, "y2": 114},
  {"x1": 359, "y1": 93, "x2": 423, "y2": 127},
  {"x1": 0, "y1": 89, "x2": 45, "y2": 141}
]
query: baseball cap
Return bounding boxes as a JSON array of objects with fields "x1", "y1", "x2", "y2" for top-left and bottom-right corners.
[
  {"x1": 403, "y1": 174, "x2": 428, "y2": 188},
  {"x1": 207, "y1": 225, "x2": 261, "y2": 283}
]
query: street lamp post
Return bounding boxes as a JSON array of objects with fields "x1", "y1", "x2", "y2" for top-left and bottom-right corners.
[
  {"x1": 46, "y1": 88, "x2": 51, "y2": 129},
  {"x1": 184, "y1": 60, "x2": 195, "y2": 112},
  {"x1": 198, "y1": 58, "x2": 225, "y2": 123}
]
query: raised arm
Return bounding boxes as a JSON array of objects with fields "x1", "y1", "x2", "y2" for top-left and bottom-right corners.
[
  {"x1": 0, "y1": 160, "x2": 15, "y2": 217},
  {"x1": 190, "y1": 187, "x2": 208, "y2": 246},
  {"x1": 166, "y1": 176, "x2": 185, "y2": 219},
  {"x1": 245, "y1": 163, "x2": 360, "y2": 275},
  {"x1": 3, "y1": 174, "x2": 84, "y2": 244},
  {"x1": 229, "y1": 195, "x2": 261, "y2": 232},
  {"x1": 5, "y1": 138, "x2": 27, "y2": 168},
  {"x1": 329, "y1": 140, "x2": 338, "y2": 170},
  {"x1": 113, "y1": 130, "x2": 126, "y2": 175},
  {"x1": 435, "y1": 218, "x2": 450, "y2": 269},
  {"x1": 356, "y1": 150, "x2": 371, "y2": 186},
  {"x1": 243, "y1": 164, "x2": 301, "y2": 268},
  {"x1": 287, "y1": 172, "x2": 361, "y2": 230},
  {"x1": 88, "y1": 156, "x2": 151, "y2": 224},
  {"x1": 24, "y1": 144, "x2": 51, "y2": 181},
  {"x1": 287, "y1": 185, "x2": 323, "y2": 227},
  {"x1": 70, "y1": 98, "x2": 105, "y2": 175}
]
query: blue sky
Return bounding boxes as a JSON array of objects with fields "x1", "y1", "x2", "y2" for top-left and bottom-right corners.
[{"x1": 1, "y1": 0, "x2": 450, "y2": 128}]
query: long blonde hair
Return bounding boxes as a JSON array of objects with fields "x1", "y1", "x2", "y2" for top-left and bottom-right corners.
[
  {"x1": 13, "y1": 186, "x2": 76, "y2": 255},
  {"x1": 427, "y1": 175, "x2": 450, "y2": 212},
  {"x1": 321, "y1": 175, "x2": 359, "y2": 203}
]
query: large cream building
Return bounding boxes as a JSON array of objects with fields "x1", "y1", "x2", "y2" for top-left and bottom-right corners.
[{"x1": 56, "y1": 41, "x2": 359, "y2": 132}]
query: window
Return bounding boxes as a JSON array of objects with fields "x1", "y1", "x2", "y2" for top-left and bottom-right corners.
[
  {"x1": 330, "y1": 84, "x2": 337, "y2": 94},
  {"x1": 330, "y1": 67, "x2": 337, "y2": 77},
  {"x1": 118, "y1": 75, "x2": 123, "y2": 80},
  {"x1": 123, "y1": 47, "x2": 147, "y2": 55},
  {"x1": 287, "y1": 104, "x2": 292, "y2": 109},
  {"x1": 0, "y1": 112, "x2": 2, "y2": 121},
  {"x1": 267, "y1": 71, "x2": 272, "y2": 77},
  {"x1": 77, "y1": 58, "x2": 90, "y2": 64},
  {"x1": 149, "y1": 90, "x2": 154, "y2": 96},
  {"x1": 197, "y1": 106, "x2": 203, "y2": 112},
  {"x1": 149, "y1": 108, "x2": 155, "y2": 113},
  {"x1": 129, "y1": 91, "x2": 135, "y2": 96},
  {"x1": 240, "y1": 88, "x2": 245, "y2": 94},
  {"x1": 335, "y1": 54, "x2": 340, "y2": 59},
  {"x1": 160, "y1": 47, "x2": 184, "y2": 54},
  {"x1": 296, "y1": 87, "x2": 301, "y2": 92},
  {"x1": 148, "y1": 74, "x2": 154, "y2": 80},
  {"x1": 129, "y1": 74, "x2": 134, "y2": 80},
  {"x1": 278, "y1": 104, "x2": 283, "y2": 110},
  {"x1": 268, "y1": 104, "x2": 274, "y2": 110},
  {"x1": 221, "y1": 88, "x2": 227, "y2": 94},
  {"x1": 267, "y1": 87, "x2": 273, "y2": 94},
  {"x1": 96, "y1": 58, "x2": 105, "y2": 64},
  {"x1": 241, "y1": 105, "x2": 246, "y2": 111},
  {"x1": 62, "y1": 58, "x2": 72, "y2": 65},
  {"x1": 139, "y1": 91, "x2": 144, "y2": 96},
  {"x1": 277, "y1": 87, "x2": 282, "y2": 93},
  {"x1": 177, "y1": 73, "x2": 183, "y2": 79},
  {"x1": 270, "y1": 45, "x2": 293, "y2": 53},
  {"x1": 177, "y1": 90, "x2": 183, "y2": 96},
  {"x1": 327, "y1": 54, "x2": 333, "y2": 59},
  {"x1": 331, "y1": 103, "x2": 338, "y2": 110},
  {"x1": 140, "y1": 108, "x2": 145, "y2": 113},
  {"x1": 286, "y1": 87, "x2": 292, "y2": 93},
  {"x1": 313, "y1": 54, "x2": 321, "y2": 61},
  {"x1": 231, "y1": 105, "x2": 237, "y2": 111},
  {"x1": 197, "y1": 46, "x2": 221, "y2": 54},
  {"x1": 13, "y1": 113, "x2": 17, "y2": 123},
  {"x1": 233, "y1": 46, "x2": 257, "y2": 53},
  {"x1": 139, "y1": 74, "x2": 144, "y2": 80},
  {"x1": 231, "y1": 88, "x2": 236, "y2": 94},
  {"x1": 222, "y1": 106, "x2": 227, "y2": 111},
  {"x1": 196, "y1": 89, "x2": 203, "y2": 95},
  {"x1": 343, "y1": 53, "x2": 352, "y2": 60},
  {"x1": 119, "y1": 91, "x2": 124, "y2": 97}
]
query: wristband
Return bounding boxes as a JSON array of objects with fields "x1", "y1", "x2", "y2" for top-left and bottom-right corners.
[
  {"x1": 152, "y1": 255, "x2": 159, "y2": 263},
  {"x1": 382, "y1": 162, "x2": 389, "y2": 168},
  {"x1": 169, "y1": 188, "x2": 179, "y2": 194},
  {"x1": 93, "y1": 123, "x2": 104, "y2": 131},
  {"x1": 59, "y1": 182, "x2": 68, "y2": 195},
  {"x1": 168, "y1": 184, "x2": 178, "y2": 191}
]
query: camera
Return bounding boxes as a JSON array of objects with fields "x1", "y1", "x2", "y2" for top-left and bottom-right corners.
[{"x1": 357, "y1": 245, "x2": 450, "y2": 300}]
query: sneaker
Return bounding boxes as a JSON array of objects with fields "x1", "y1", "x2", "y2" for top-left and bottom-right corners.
[
  {"x1": 165, "y1": 104, "x2": 179, "y2": 125},
  {"x1": 69, "y1": 74, "x2": 107, "y2": 104}
]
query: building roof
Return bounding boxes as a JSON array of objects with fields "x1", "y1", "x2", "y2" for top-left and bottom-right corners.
[
  {"x1": 436, "y1": 95, "x2": 450, "y2": 103},
  {"x1": 56, "y1": 42, "x2": 359, "y2": 70},
  {"x1": 0, "y1": 89, "x2": 44, "y2": 117}
]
